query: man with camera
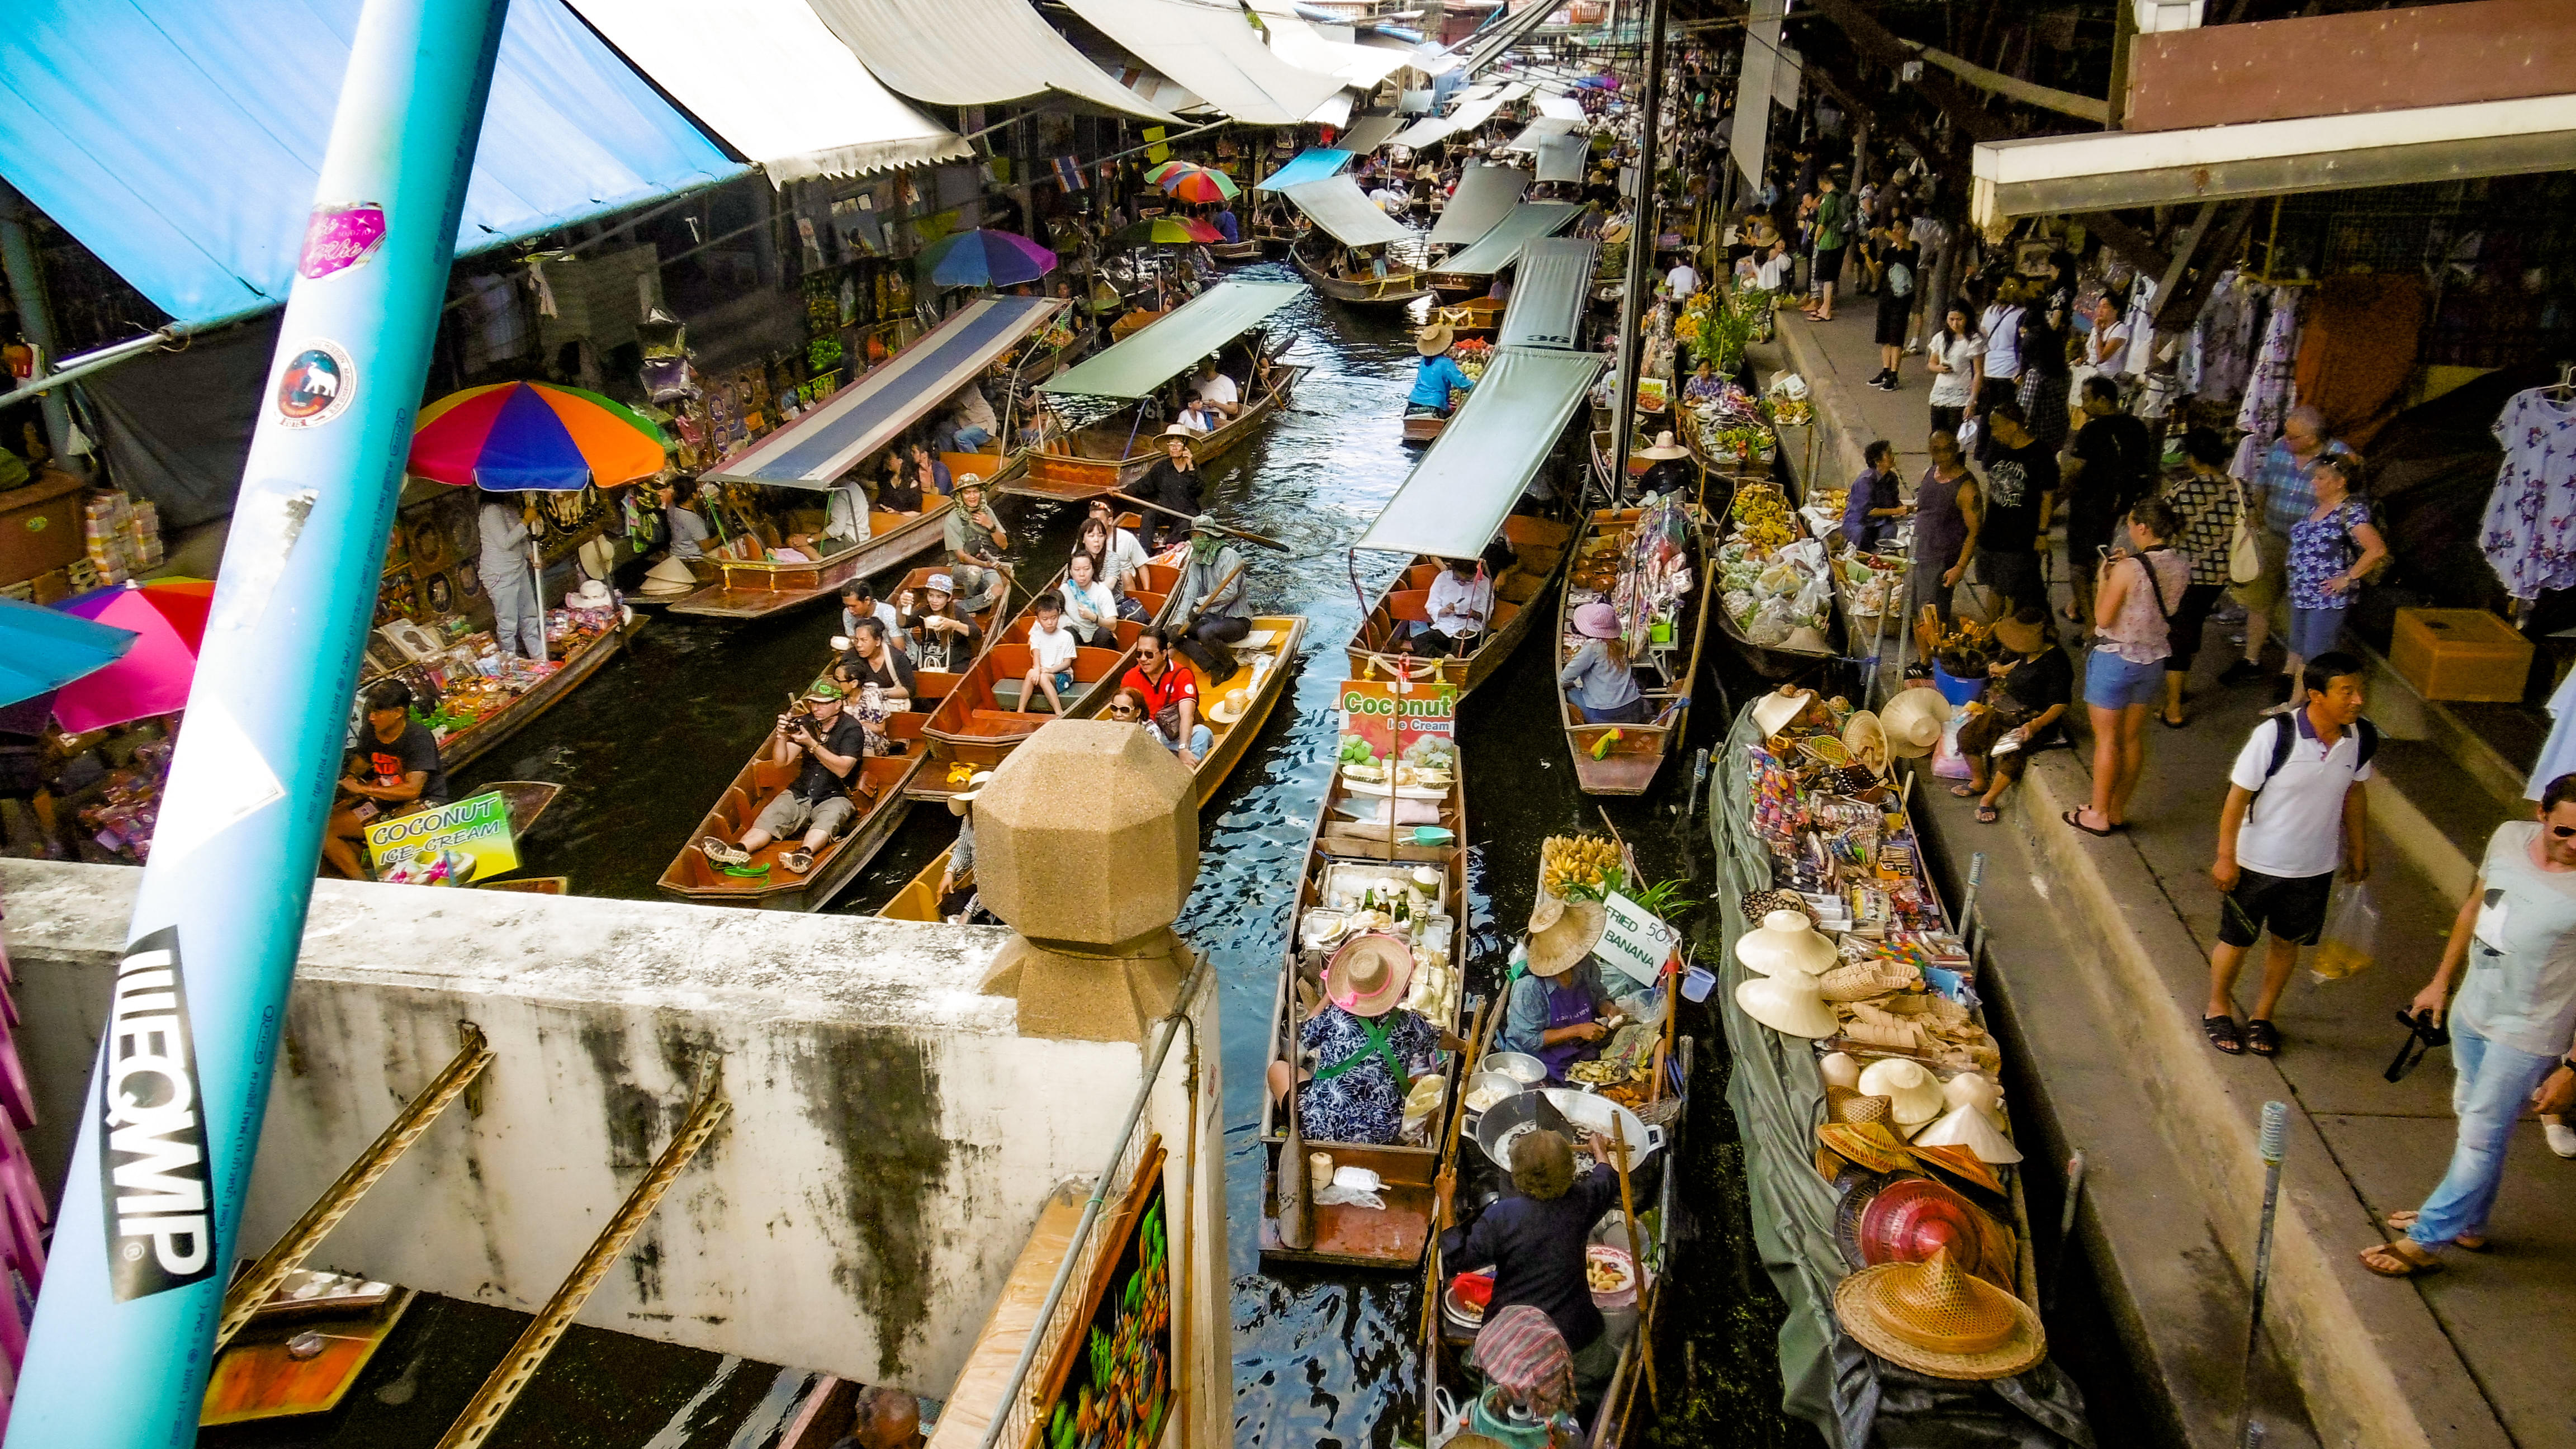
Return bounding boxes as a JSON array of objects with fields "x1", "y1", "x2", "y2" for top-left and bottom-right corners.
[
  {"x1": 699, "y1": 681, "x2": 868, "y2": 876},
  {"x1": 2361, "y1": 773, "x2": 2576, "y2": 1277}
]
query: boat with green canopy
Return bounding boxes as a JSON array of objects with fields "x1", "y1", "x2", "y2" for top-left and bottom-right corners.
[
  {"x1": 1344, "y1": 345, "x2": 1604, "y2": 696},
  {"x1": 1495, "y1": 236, "x2": 1599, "y2": 351},
  {"x1": 1281, "y1": 174, "x2": 1434, "y2": 307},
  {"x1": 1010, "y1": 280, "x2": 1308, "y2": 501},
  {"x1": 1424, "y1": 162, "x2": 1531, "y2": 251},
  {"x1": 1427, "y1": 201, "x2": 1583, "y2": 299}
]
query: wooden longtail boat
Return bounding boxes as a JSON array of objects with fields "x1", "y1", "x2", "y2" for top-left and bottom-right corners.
[
  {"x1": 664, "y1": 500, "x2": 964, "y2": 621},
  {"x1": 1343, "y1": 514, "x2": 1573, "y2": 697},
  {"x1": 905, "y1": 557, "x2": 1181, "y2": 803},
  {"x1": 875, "y1": 846, "x2": 954, "y2": 922},
  {"x1": 1290, "y1": 240, "x2": 1434, "y2": 307},
  {"x1": 1257, "y1": 750, "x2": 1468, "y2": 1270},
  {"x1": 1252, "y1": 220, "x2": 1309, "y2": 254},
  {"x1": 428, "y1": 613, "x2": 640, "y2": 773},
  {"x1": 654, "y1": 569, "x2": 1012, "y2": 911},
  {"x1": 1430, "y1": 296, "x2": 1506, "y2": 337},
  {"x1": 1209, "y1": 237, "x2": 1266, "y2": 262},
  {"x1": 1011, "y1": 364, "x2": 1304, "y2": 502},
  {"x1": 1555, "y1": 503, "x2": 1717, "y2": 795},
  {"x1": 1400, "y1": 413, "x2": 1449, "y2": 443}
]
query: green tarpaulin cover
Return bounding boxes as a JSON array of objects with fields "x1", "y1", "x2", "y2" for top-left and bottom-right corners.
[
  {"x1": 1353, "y1": 346, "x2": 1600, "y2": 559},
  {"x1": 1497, "y1": 237, "x2": 1597, "y2": 349},
  {"x1": 1434, "y1": 202, "x2": 1582, "y2": 276},
  {"x1": 1281, "y1": 175, "x2": 1415, "y2": 249},
  {"x1": 1040, "y1": 282, "x2": 1305, "y2": 399},
  {"x1": 1427, "y1": 163, "x2": 1532, "y2": 247}
]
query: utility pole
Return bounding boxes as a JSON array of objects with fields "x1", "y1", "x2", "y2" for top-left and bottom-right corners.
[
  {"x1": 0, "y1": 179, "x2": 80, "y2": 468},
  {"x1": 6, "y1": 1, "x2": 510, "y2": 1443},
  {"x1": 1609, "y1": 0, "x2": 1671, "y2": 484}
]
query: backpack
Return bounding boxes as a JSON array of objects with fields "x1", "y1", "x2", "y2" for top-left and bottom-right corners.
[{"x1": 2246, "y1": 712, "x2": 2379, "y2": 820}]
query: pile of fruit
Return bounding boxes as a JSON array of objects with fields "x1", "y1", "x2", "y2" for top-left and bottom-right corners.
[
  {"x1": 1540, "y1": 833, "x2": 1622, "y2": 900},
  {"x1": 1729, "y1": 483, "x2": 1797, "y2": 558}
]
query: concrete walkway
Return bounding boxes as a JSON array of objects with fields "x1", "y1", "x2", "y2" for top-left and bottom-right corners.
[{"x1": 1755, "y1": 306, "x2": 2571, "y2": 1449}]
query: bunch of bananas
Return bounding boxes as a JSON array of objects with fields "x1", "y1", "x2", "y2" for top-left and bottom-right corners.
[
  {"x1": 1541, "y1": 834, "x2": 1621, "y2": 897},
  {"x1": 1730, "y1": 483, "x2": 1797, "y2": 555}
]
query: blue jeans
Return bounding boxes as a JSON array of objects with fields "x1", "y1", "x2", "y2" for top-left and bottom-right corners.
[
  {"x1": 2406, "y1": 1021, "x2": 2559, "y2": 1248},
  {"x1": 953, "y1": 425, "x2": 993, "y2": 449},
  {"x1": 1150, "y1": 721, "x2": 1214, "y2": 758}
]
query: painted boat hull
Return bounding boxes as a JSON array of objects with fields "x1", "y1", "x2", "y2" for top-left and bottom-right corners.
[
  {"x1": 1556, "y1": 506, "x2": 1718, "y2": 796},
  {"x1": 434, "y1": 617, "x2": 634, "y2": 774},
  {"x1": 1400, "y1": 414, "x2": 1448, "y2": 442},
  {"x1": 1290, "y1": 242, "x2": 1435, "y2": 307},
  {"x1": 665, "y1": 497, "x2": 973, "y2": 621},
  {"x1": 1344, "y1": 514, "x2": 1573, "y2": 699},
  {"x1": 1006, "y1": 366, "x2": 1304, "y2": 502}
]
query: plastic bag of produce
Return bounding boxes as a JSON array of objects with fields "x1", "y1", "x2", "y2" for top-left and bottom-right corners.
[{"x1": 2311, "y1": 879, "x2": 2379, "y2": 982}]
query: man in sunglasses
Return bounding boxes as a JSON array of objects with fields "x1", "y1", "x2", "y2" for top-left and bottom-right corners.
[
  {"x1": 2361, "y1": 772, "x2": 2576, "y2": 1277},
  {"x1": 2204, "y1": 651, "x2": 2376, "y2": 1058},
  {"x1": 1116, "y1": 628, "x2": 1210, "y2": 769}
]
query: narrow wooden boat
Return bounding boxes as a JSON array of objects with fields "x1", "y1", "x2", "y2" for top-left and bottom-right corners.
[
  {"x1": 1400, "y1": 413, "x2": 1449, "y2": 443},
  {"x1": 1706, "y1": 478, "x2": 1839, "y2": 682},
  {"x1": 1343, "y1": 514, "x2": 1573, "y2": 697},
  {"x1": 905, "y1": 558, "x2": 1181, "y2": 803},
  {"x1": 664, "y1": 500, "x2": 961, "y2": 621},
  {"x1": 1011, "y1": 364, "x2": 1305, "y2": 502},
  {"x1": 875, "y1": 846, "x2": 953, "y2": 922},
  {"x1": 1108, "y1": 307, "x2": 1170, "y2": 342},
  {"x1": 1209, "y1": 238, "x2": 1265, "y2": 262},
  {"x1": 1431, "y1": 296, "x2": 1507, "y2": 337},
  {"x1": 1555, "y1": 503, "x2": 1717, "y2": 795},
  {"x1": 880, "y1": 560, "x2": 1017, "y2": 709},
  {"x1": 1252, "y1": 219, "x2": 1309, "y2": 254},
  {"x1": 428, "y1": 614, "x2": 638, "y2": 774},
  {"x1": 1290, "y1": 240, "x2": 1434, "y2": 307},
  {"x1": 1258, "y1": 749, "x2": 1468, "y2": 1270},
  {"x1": 1173, "y1": 613, "x2": 1304, "y2": 808}
]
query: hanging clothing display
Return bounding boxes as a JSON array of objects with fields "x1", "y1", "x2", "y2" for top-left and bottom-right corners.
[
  {"x1": 2231, "y1": 288, "x2": 2302, "y2": 480},
  {"x1": 2119, "y1": 274, "x2": 2157, "y2": 378},
  {"x1": 2182, "y1": 267, "x2": 2256, "y2": 406},
  {"x1": 2293, "y1": 273, "x2": 2428, "y2": 448},
  {"x1": 2479, "y1": 386, "x2": 2576, "y2": 602}
]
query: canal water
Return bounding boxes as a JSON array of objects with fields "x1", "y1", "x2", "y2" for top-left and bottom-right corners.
[{"x1": 434, "y1": 262, "x2": 1806, "y2": 1448}]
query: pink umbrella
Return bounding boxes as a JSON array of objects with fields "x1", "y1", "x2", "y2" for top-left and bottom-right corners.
[{"x1": 50, "y1": 579, "x2": 212, "y2": 733}]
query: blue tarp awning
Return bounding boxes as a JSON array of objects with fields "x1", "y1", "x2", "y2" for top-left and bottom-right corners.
[
  {"x1": 1255, "y1": 148, "x2": 1354, "y2": 195},
  {"x1": 0, "y1": 0, "x2": 745, "y2": 329}
]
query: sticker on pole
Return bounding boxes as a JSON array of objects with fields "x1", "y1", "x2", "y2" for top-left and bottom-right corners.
[
  {"x1": 99, "y1": 927, "x2": 217, "y2": 1300},
  {"x1": 1594, "y1": 890, "x2": 1681, "y2": 987},
  {"x1": 298, "y1": 202, "x2": 387, "y2": 279},
  {"x1": 364, "y1": 790, "x2": 519, "y2": 886},
  {"x1": 274, "y1": 342, "x2": 354, "y2": 428}
]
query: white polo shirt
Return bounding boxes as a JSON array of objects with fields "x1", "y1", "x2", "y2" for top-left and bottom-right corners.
[{"x1": 2229, "y1": 709, "x2": 2374, "y2": 879}]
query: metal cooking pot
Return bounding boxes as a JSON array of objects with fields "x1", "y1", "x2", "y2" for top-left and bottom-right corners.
[
  {"x1": 1472, "y1": 1088, "x2": 1665, "y2": 1170},
  {"x1": 1461, "y1": 1070, "x2": 1532, "y2": 1123},
  {"x1": 1482, "y1": 1052, "x2": 1548, "y2": 1085}
]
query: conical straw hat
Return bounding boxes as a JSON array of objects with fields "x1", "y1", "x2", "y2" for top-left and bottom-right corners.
[
  {"x1": 1910, "y1": 1101, "x2": 2026, "y2": 1164},
  {"x1": 1857, "y1": 1058, "x2": 1947, "y2": 1128},
  {"x1": 1735, "y1": 969, "x2": 1837, "y2": 1038},
  {"x1": 1910, "y1": 1140, "x2": 2006, "y2": 1196},
  {"x1": 1735, "y1": 910, "x2": 1837, "y2": 977},
  {"x1": 1832, "y1": 1248, "x2": 2046, "y2": 1380},
  {"x1": 1816, "y1": 1121, "x2": 1918, "y2": 1177},
  {"x1": 1527, "y1": 899, "x2": 1607, "y2": 977},
  {"x1": 1750, "y1": 686, "x2": 1815, "y2": 739},
  {"x1": 1881, "y1": 687, "x2": 1954, "y2": 758}
]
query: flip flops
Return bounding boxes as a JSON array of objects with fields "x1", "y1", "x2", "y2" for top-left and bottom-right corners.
[
  {"x1": 1974, "y1": 805, "x2": 2000, "y2": 824},
  {"x1": 2359, "y1": 1239, "x2": 2445, "y2": 1278},
  {"x1": 2385, "y1": 1211, "x2": 2488, "y2": 1252},
  {"x1": 2062, "y1": 808, "x2": 2119, "y2": 838}
]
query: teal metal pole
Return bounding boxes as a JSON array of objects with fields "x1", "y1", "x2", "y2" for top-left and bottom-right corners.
[
  {"x1": 0, "y1": 179, "x2": 78, "y2": 466},
  {"x1": 7, "y1": 1, "x2": 509, "y2": 1442}
]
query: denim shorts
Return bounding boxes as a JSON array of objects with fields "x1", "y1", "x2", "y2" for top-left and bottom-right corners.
[
  {"x1": 2083, "y1": 647, "x2": 2166, "y2": 709},
  {"x1": 2288, "y1": 605, "x2": 2347, "y2": 662}
]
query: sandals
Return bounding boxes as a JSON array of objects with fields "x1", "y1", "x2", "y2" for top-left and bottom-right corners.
[
  {"x1": 2203, "y1": 1015, "x2": 2244, "y2": 1055},
  {"x1": 2359, "y1": 1239, "x2": 2445, "y2": 1278},
  {"x1": 699, "y1": 836, "x2": 750, "y2": 866},
  {"x1": 2160, "y1": 712, "x2": 2189, "y2": 730},
  {"x1": 779, "y1": 850, "x2": 815, "y2": 875},
  {"x1": 2244, "y1": 1019, "x2": 2282, "y2": 1057},
  {"x1": 1974, "y1": 805, "x2": 2000, "y2": 824},
  {"x1": 1950, "y1": 784, "x2": 1980, "y2": 799},
  {"x1": 2386, "y1": 1211, "x2": 2489, "y2": 1252},
  {"x1": 2062, "y1": 808, "x2": 2119, "y2": 838}
]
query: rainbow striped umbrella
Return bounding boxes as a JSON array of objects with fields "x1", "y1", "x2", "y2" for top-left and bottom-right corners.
[
  {"x1": 408, "y1": 381, "x2": 669, "y2": 492},
  {"x1": 1159, "y1": 165, "x2": 1239, "y2": 203},
  {"x1": 1143, "y1": 159, "x2": 1197, "y2": 185}
]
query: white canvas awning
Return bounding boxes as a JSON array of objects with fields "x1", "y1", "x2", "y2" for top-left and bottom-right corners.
[
  {"x1": 1502, "y1": 116, "x2": 1578, "y2": 152},
  {"x1": 566, "y1": 0, "x2": 968, "y2": 182},
  {"x1": 1061, "y1": 0, "x2": 1346, "y2": 125},
  {"x1": 1282, "y1": 174, "x2": 1414, "y2": 248},
  {"x1": 803, "y1": 0, "x2": 1176, "y2": 120},
  {"x1": 1536, "y1": 93, "x2": 1586, "y2": 121},
  {"x1": 1342, "y1": 112, "x2": 1406, "y2": 153},
  {"x1": 1248, "y1": 0, "x2": 1412, "y2": 88},
  {"x1": 1307, "y1": 90, "x2": 1356, "y2": 127},
  {"x1": 1445, "y1": 92, "x2": 1509, "y2": 134},
  {"x1": 1386, "y1": 114, "x2": 1459, "y2": 150},
  {"x1": 1971, "y1": 92, "x2": 2576, "y2": 225}
]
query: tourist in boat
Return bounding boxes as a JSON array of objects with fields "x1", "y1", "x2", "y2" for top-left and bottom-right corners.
[
  {"x1": 875, "y1": 452, "x2": 920, "y2": 513},
  {"x1": 1021, "y1": 590, "x2": 1078, "y2": 715},
  {"x1": 832, "y1": 618, "x2": 916, "y2": 717},
  {"x1": 1137, "y1": 428, "x2": 1205, "y2": 551},
  {"x1": 946, "y1": 379, "x2": 998, "y2": 451},
  {"x1": 1266, "y1": 943, "x2": 1446, "y2": 1146},
  {"x1": 1077, "y1": 509, "x2": 1152, "y2": 621},
  {"x1": 478, "y1": 494, "x2": 543, "y2": 660},
  {"x1": 656, "y1": 477, "x2": 711, "y2": 560},
  {"x1": 321, "y1": 680, "x2": 450, "y2": 879},
  {"x1": 899, "y1": 573, "x2": 983, "y2": 673},
  {"x1": 1437, "y1": 1125, "x2": 1663, "y2": 1392},
  {"x1": 1117, "y1": 630, "x2": 1209, "y2": 766},
  {"x1": 1175, "y1": 394, "x2": 1223, "y2": 435},
  {"x1": 1560, "y1": 603, "x2": 1650, "y2": 725},
  {"x1": 1173, "y1": 516, "x2": 1252, "y2": 676},
  {"x1": 1192, "y1": 357, "x2": 1242, "y2": 420},
  {"x1": 1059, "y1": 551, "x2": 1120, "y2": 645},
  {"x1": 941, "y1": 477, "x2": 1012, "y2": 615},
  {"x1": 906, "y1": 439, "x2": 951, "y2": 501},
  {"x1": 1407, "y1": 324, "x2": 1475, "y2": 421},
  {"x1": 839, "y1": 580, "x2": 905, "y2": 657},
  {"x1": 1408, "y1": 557, "x2": 1492, "y2": 657},
  {"x1": 822, "y1": 466, "x2": 873, "y2": 547},
  {"x1": 1634, "y1": 432, "x2": 1694, "y2": 499},
  {"x1": 698, "y1": 681, "x2": 867, "y2": 877}
]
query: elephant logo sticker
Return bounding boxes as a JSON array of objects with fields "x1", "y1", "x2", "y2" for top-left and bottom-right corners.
[{"x1": 276, "y1": 342, "x2": 354, "y2": 429}]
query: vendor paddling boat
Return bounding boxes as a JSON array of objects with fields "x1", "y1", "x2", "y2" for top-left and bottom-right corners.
[
  {"x1": 1346, "y1": 345, "x2": 1607, "y2": 697},
  {"x1": 1556, "y1": 495, "x2": 1716, "y2": 795},
  {"x1": 665, "y1": 295, "x2": 1068, "y2": 618},
  {"x1": 904, "y1": 556, "x2": 1181, "y2": 803},
  {"x1": 1258, "y1": 743, "x2": 1469, "y2": 1270},
  {"x1": 1011, "y1": 281, "x2": 1308, "y2": 502},
  {"x1": 1710, "y1": 477, "x2": 1839, "y2": 681},
  {"x1": 1279, "y1": 174, "x2": 1433, "y2": 307},
  {"x1": 1288, "y1": 239, "x2": 1436, "y2": 307}
]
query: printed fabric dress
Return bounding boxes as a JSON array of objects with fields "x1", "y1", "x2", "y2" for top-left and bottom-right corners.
[
  {"x1": 2230, "y1": 288, "x2": 2303, "y2": 479},
  {"x1": 1296, "y1": 1006, "x2": 1441, "y2": 1144},
  {"x1": 2290, "y1": 498, "x2": 2373, "y2": 610},
  {"x1": 2479, "y1": 388, "x2": 2576, "y2": 601}
]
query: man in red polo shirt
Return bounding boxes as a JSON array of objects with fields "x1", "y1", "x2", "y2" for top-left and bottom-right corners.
[{"x1": 1119, "y1": 624, "x2": 1209, "y2": 768}]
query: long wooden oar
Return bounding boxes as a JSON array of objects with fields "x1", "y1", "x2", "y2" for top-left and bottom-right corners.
[
  {"x1": 1107, "y1": 491, "x2": 1291, "y2": 552},
  {"x1": 1608, "y1": 1115, "x2": 1660, "y2": 1410},
  {"x1": 1423, "y1": 993, "x2": 1499, "y2": 1439}
]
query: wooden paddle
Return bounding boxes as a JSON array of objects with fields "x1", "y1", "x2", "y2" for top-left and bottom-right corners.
[
  {"x1": 1607, "y1": 1115, "x2": 1659, "y2": 1409},
  {"x1": 1106, "y1": 491, "x2": 1290, "y2": 552},
  {"x1": 1278, "y1": 1000, "x2": 1315, "y2": 1253}
]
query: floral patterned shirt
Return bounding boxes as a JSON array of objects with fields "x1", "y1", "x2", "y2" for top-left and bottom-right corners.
[
  {"x1": 2479, "y1": 389, "x2": 2576, "y2": 602},
  {"x1": 2289, "y1": 498, "x2": 2373, "y2": 611},
  {"x1": 1295, "y1": 1006, "x2": 1440, "y2": 1145}
]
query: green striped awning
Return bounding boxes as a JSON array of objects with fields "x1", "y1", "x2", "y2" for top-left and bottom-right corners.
[
  {"x1": 1433, "y1": 201, "x2": 1583, "y2": 276},
  {"x1": 1039, "y1": 281, "x2": 1306, "y2": 399}
]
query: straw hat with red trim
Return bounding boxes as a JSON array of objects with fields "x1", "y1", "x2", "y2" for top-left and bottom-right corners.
[{"x1": 1833, "y1": 1248, "x2": 2046, "y2": 1380}]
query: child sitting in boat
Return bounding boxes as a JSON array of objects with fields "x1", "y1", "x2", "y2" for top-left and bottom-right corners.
[
  {"x1": 1021, "y1": 591, "x2": 1077, "y2": 714},
  {"x1": 1059, "y1": 551, "x2": 1120, "y2": 645}
]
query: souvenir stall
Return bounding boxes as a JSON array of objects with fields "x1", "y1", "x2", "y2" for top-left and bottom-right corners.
[
  {"x1": 0, "y1": 577, "x2": 209, "y2": 865},
  {"x1": 1713, "y1": 685, "x2": 2091, "y2": 1447}
]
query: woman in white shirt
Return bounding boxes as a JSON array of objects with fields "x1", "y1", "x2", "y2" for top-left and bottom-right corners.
[{"x1": 1922, "y1": 305, "x2": 1985, "y2": 438}]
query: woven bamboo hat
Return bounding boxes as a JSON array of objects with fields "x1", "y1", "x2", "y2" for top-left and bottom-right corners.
[
  {"x1": 1735, "y1": 909, "x2": 1837, "y2": 977},
  {"x1": 1824, "y1": 1085, "x2": 1893, "y2": 1127},
  {"x1": 1840, "y1": 710, "x2": 1891, "y2": 775},
  {"x1": 1326, "y1": 934, "x2": 1413, "y2": 1017},
  {"x1": 1833, "y1": 1249, "x2": 2047, "y2": 1380},
  {"x1": 1417, "y1": 323, "x2": 1456, "y2": 357},
  {"x1": 1527, "y1": 899, "x2": 1607, "y2": 977},
  {"x1": 1880, "y1": 686, "x2": 1954, "y2": 758},
  {"x1": 1857, "y1": 1058, "x2": 1947, "y2": 1129},
  {"x1": 1750, "y1": 686, "x2": 1816, "y2": 739},
  {"x1": 1910, "y1": 1140, "x2": 2006, "y2": 1196},
  {"x1": 1817, "y1": 1121, "x2": 1919, "y2": 1177}
]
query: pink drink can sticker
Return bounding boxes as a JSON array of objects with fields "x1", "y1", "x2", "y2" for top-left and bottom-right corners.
[{"x1": 299, "y1": 203, "x2": 387, "y2": 280}]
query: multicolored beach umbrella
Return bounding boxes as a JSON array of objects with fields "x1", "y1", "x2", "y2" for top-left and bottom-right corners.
[
  {"x1": 49, "y1": 578, "x2": 213, "y2": 732},
  {"x1": 407, "y1": 381, "x2": 669, "y2": 491},
  {"x1": 1159, "y1": 165, "x2": 1239, "y2": 203},
  {"x1": 921, "y1": 228, "x2": 1061, "y2": 288},
  {"x1": 1112, "y1": 216, "x2": 1225, "y2": 247}
]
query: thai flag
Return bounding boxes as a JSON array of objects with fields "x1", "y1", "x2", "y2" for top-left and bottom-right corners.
[{"x1": 1053, "y1": 155, "x2": 1087, "y2": 191}]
